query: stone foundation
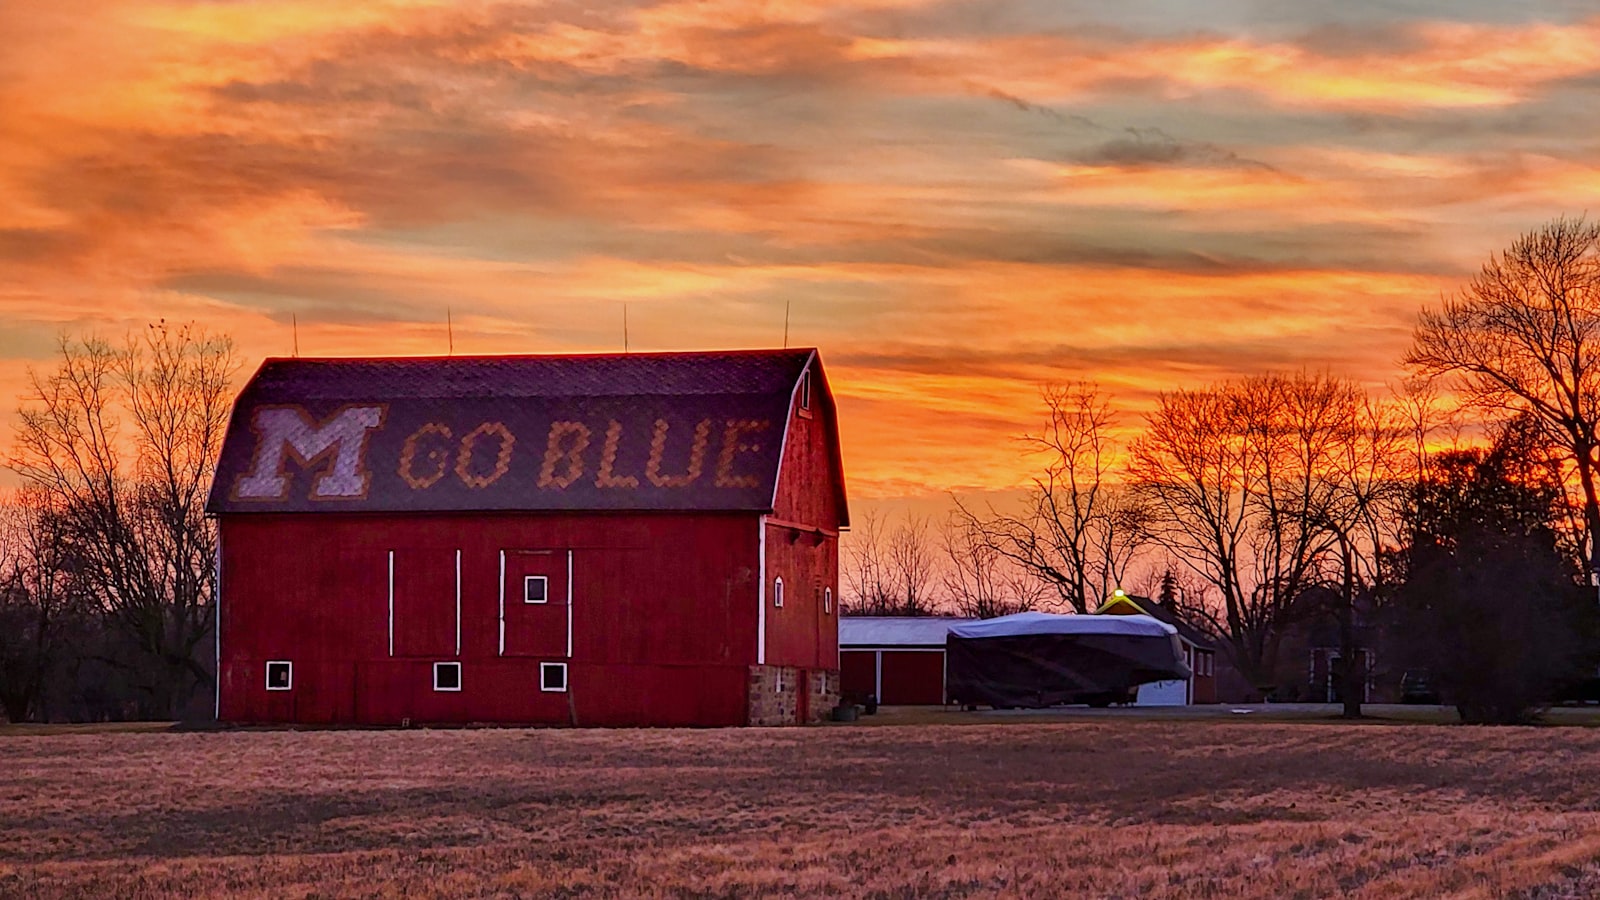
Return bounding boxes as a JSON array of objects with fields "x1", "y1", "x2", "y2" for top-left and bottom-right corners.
[
  {"x1": 807, "y1": 668, "x2": 840, "y2": 724},
  {"x1": 748, "y1": 665, "x2": 840, "y2": 725}
]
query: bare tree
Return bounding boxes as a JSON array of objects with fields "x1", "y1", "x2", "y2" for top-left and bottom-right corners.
[
  {"x1": 1125, "y1": 566, "x2": 1215, "y2": 629},
  {"x1": 0, "y1": 499, "x2": 24, "y2": 721},
  {"x1": 1310, "y1": 392, "x2": 1412, "y2": 717},
  {"x1": 887, "y1": 515, "x2": 939, "y2": 616},
  {"x1": 841, "y1": 511, "x2": 893, "y2": 615},
  {"x1": 956, "y1": 382, "x2": 1147, "y2": 614},
  {"x1": 940, "y1": 515, "x2": 1048, "y2": 619},
  {"x1": 841, "y1": 511, "x2": 944, "y2": 615},
  {"x1": 1407, "y1": 217, "x2": 1600, "y2": 589},
  {"x1": 0, "y1": 489, "x2": 87, "y2": 722},
  {"x1": 1128, "y1": 372, "x2": 1397, "y2": 693},
  {"x1": 8, "y1": 323, "x2": 235, "y2": 718}
]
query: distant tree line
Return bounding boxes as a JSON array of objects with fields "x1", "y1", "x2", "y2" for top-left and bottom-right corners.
[
  {"x1": 0, "y1": 324, "x2": 233, "y2": 722},
  {"x1": 844, "y1": 217, "x2": 1600, "y2": 724},
  {"x1": 5, "y1": 220, "x2": 1599, "y2": 726}
]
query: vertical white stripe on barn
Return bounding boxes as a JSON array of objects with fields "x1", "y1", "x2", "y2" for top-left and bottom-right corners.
[
  {"x1": 214, "y1": 528, "x2": 223, "y2": 721},
  {"x1": 757, "y1": 515, "x2": 767, "y2": 665}
]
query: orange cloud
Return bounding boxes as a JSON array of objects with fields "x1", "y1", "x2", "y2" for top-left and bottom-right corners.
[
  {"x1": 4, "y1": 0, "x2": 1600, "y2": 501},
  {"x1": 863, "y1": 18, "x2": 1600, "y2": 110}
]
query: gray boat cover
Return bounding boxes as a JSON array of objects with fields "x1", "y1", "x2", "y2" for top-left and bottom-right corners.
[{"x1": 945, "y1": 612, "x2": 1192, "y2": 707}]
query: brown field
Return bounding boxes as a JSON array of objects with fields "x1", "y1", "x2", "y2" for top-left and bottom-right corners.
[{"x1": 5, "y1": 719, "x2": 1600, "y2": 898}]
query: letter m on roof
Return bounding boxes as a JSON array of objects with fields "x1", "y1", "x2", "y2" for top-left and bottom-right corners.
[{"x1": 232, "y1": 405, "x2": 386, "y2": 501}]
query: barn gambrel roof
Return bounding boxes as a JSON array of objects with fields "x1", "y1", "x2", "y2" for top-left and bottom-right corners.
[{"x1": 206, "y1": 348, "x2": 847, "y2": 518}]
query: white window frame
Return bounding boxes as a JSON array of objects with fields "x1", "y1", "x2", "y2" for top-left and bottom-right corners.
[
  {"x1": 524, "y1": 574, "x2": 550, "y2": 604},
  {"x1": 540, "y1": 662, "x2": 568, "y2": 693},
  {"x1": 265, "y1": 660, "x2": 292, "y2": 691},
  {"x1": 824, "y1": 587, "x2": 832, "y2": 614},
  {"x1": 433, "y1": 661, "x2": 463, "y2": 692},
  {"x1": 773, "y1": 577, "x2": 784, "y2": 608},
  {"x1": 800, "y1": 370, "x2": 812, "y2": 411}
]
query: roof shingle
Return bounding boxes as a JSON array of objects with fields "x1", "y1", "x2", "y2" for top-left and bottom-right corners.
[{"x1": 207, "y1": 349, "x2": 819, "y2": 515}]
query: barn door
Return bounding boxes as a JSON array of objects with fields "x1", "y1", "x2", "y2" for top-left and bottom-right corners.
[
  {"x1": 501, "y1": 549, "x2": 570, "y2": 658},
  {"x1": 391, "y1": 548, "x2": 459, "y2": 658}
]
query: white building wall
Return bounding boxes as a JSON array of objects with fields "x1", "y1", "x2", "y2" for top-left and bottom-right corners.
[{"x1": 1135, "y1": 679, "x2": 1189, "y2": 706}]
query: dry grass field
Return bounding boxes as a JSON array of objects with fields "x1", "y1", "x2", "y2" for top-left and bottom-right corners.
[{"x1": 5, "y1": 720, "x2": 1600, "y2": 899}]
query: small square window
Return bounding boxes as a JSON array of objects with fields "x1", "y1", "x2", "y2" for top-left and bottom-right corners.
[
  {"x1": 266, "y1": 661, "x2": 292, "y2": 691},
  {"x1": 434, "y1": 662, "x2": 462, "y2": 692},
  {"x1": 541, "y1": 662, "x2": 568, "y2": 692},
  {"x1": 773, "y1": 577, "x2": 784, "y2": 608},
  {"x1": 525, "y1": 575, "x2": 549, "y2": 604}
]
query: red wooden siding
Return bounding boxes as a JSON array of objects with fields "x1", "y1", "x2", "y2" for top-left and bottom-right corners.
[
  {"x1": 219, "y1": 512, "x2": 761, "y2": 726},
  {"x1": 840, "y1": 650, "x2": 876, "y2": 701},
  {"x1": 771, "y1": 367, "x2": 844, "y2": 532},
  {"x1": 761, "y1": 368, "x2": 842, "y2": 673},
  {"x1": 880, "y1": 651, "x2": 945, "y2": 704},
  {"x1": 835, "y1": 648, "x2": 947, "y2": 704},
  {"x1": 393, "y1": 548, "x2": 457, "y2": 657},
  {"x1": 1193, "y1": 663, "x2": 1217, "y2": 703},
  {"x1": 503, "y1": 550, "x2": 569, "y2": 658},
  {"x1": 762, "y1": 526, "x2": 837, "y2": 670}
]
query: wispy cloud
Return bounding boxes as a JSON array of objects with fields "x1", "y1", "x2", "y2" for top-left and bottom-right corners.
[{"x1": 2, "y1": 1, "x2": 1599, "y2": 496}]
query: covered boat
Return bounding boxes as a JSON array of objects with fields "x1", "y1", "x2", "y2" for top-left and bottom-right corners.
[{"x1": 945, "y1": 611, "x2": 1191, "y2": 709}]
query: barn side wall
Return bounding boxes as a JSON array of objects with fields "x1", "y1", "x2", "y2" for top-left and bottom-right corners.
[
  {"x1": 771, "y1": 373, "x2": 843, "y2": 532},
  {"x1": 218, "y1": 511, "x2": 761, "y2": 727},
  {"x1": 762, "y1": 375, "x2": 841, "y2": 674},
  {"x1": 762, "y1": 527, "x2": 838, "y2": 671}
]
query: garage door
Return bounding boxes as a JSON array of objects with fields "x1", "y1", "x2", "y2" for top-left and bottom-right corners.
[
  {"x1": 840, "y1": 651, "x2": 876, "y2": 702},
  {"x1": 879, "y1": 651, "x2": 946, "y2": 705}
]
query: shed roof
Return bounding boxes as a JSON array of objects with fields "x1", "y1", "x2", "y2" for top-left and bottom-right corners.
[
  {"x1": 839, "y1": 617, "x2": 972, "y2": 647},
  {"x1": 206, "y1": 348, "x2": 847, "y2": 517},
  {"x1": 949, "y1": 611, "x2": 1176, "y2": 640}
]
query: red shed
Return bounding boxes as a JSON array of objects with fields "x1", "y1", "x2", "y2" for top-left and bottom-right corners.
[
  {"x1": 839, "y1": 617, "x2": 968, "y2": 705},
  {"x1": 206, "y1": 349, "x2": 848, "y2": 727}
]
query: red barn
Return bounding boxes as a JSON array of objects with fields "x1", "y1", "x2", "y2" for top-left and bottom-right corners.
[{"x1": 206, "y1": 349, "x2": 847, "y2": 727}]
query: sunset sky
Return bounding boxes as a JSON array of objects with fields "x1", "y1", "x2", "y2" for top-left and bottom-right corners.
[{"x1": 4, "y1": 1, "x2": 1600, "y2": 500}]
